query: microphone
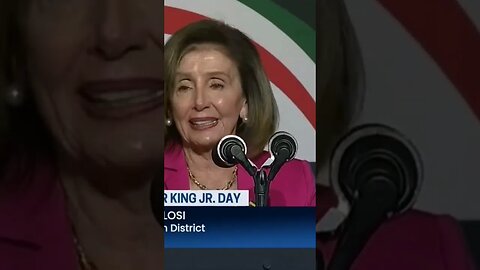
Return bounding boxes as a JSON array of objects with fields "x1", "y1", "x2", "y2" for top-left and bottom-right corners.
[
  {"x1": 267, "y1": 131, "x2": 298, "y2": 181},
  {"x1": 212, "y1": 135, "x2": 256, "y2": 175},
  {"x1": 212, "y1": 132, "x2": 298, "y2": 207},
  {"x1": 150, "y1": 165, "x2": 164, "y2": 226},
  {"x1": 317, "y1": 250, "x2": 325, "y2": 270},
  {"x1": 327, "y1": 123, "x2": 422, "y2": 270}
]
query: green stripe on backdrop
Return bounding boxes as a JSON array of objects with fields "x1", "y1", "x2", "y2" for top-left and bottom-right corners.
[
  {"x1": 272, "y1": 0, "x2": 316, "y2": 29},
  {"x1": 238, "y1": 0, "x2": 315, "y2": 62}
]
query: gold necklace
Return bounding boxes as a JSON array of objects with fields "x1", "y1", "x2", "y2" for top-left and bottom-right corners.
[
  {"x1": 62, "y1": 183, "x2": 97, "y2": 270},
  {"x1": 188, "y1": 166, "x2": 238, "y2": 190},
  {"x1": 72, "y1": 231, "x2": 98, "y2": 270}
]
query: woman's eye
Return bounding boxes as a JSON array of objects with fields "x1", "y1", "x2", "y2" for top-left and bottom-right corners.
[
  {"x1": 177, "y1": 85, "x2": 191, "y2": 92},
  {"x1": 208, "y1": 77, "x2": 226, "y2": 90},
  {"x1": 210, "y1": 82, "x2": 224, "y2": 90}
]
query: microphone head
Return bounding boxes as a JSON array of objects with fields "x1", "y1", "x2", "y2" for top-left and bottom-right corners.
[
  {"x1": 330, "y1": 123, "x2": 423, "y2": 215},
  {"x1": 150, "y1": 166, "x2": 164, "y2": 226},
  {"x1": 212, "y1": 135, "x2": 247, "y2": 168},
  {"x1": 268, "y1": 131, "x2": 298, "y2": 161}
]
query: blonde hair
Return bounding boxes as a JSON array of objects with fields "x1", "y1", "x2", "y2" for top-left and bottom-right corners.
[
  {"x1": 165, "y1": 19, "x2": 279, "y2": 157},
  {"x1": 0, "y1": 0, "x2": 17, "y2": 146},
  {"x1": 0, "y1": 1, "x2": 53, "y2": 176},
  {"x1": 317, "y1": 0, "x2": 365, "y2": 166}
]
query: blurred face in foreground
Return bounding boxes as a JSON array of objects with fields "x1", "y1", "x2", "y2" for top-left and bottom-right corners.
[{"x1": 23, "y1": 0, "x2": 164, "y2": 170}]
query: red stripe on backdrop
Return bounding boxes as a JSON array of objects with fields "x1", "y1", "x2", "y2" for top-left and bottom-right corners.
[
  {"x1": 165, "y1": 6, "x2": 316, "y2": 128},
  {"x1": 378, "y1": 0, "x2": 480, "y2": 121}
]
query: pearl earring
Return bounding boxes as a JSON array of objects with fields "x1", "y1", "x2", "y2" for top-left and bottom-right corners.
[
  {"x1": 243, "y1": 116, "x2": 248, "y2": 122},
  {"x1": 5, "y1": 84, "x2": 24, "y2": 106},
  {"x1": 166, "y1": 118, "x2": 172, "y2": 126}
]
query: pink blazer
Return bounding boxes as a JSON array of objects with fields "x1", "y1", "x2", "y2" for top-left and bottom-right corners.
[
  {"x1": 316, "y1": 186, "x2": 477, "y2": 270},
  {"x1": 0, "y1": 156, "x2": 78, "y2": 269},
  {"x1": 164, "y1": 145, "x2": 316, "y2": 206}
]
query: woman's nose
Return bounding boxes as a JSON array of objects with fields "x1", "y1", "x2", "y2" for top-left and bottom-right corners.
[
  {"x1": 193, "y1": 87, "x2": 210, "y2": 111},
  {"x1": 93, "y1": 0, "x2": 148, "y2": 60}
]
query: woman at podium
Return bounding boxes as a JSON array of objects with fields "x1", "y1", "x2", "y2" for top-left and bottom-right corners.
[{"x1": 163, "y1": 19, "x2": 316, "y2": 207}]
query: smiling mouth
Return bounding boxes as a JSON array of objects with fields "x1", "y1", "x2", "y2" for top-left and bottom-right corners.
[
  {"x1": 85, "y1": 88, "x2": 162, "y2": 106},
  {"x1": 189, "y1": 119, "x2": 219, "y2": 130},
  {"x1": 79, "y1": 79, "x2": 164, "y2": 119}
]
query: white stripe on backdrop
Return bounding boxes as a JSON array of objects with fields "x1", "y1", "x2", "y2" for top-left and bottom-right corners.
[
  {"x1": 345, "y1": 0, "x2": 480, "y2": 219},
  {"x1": 165, "y1": 0, "x2": 316, "y2": 100},
  {"x1": 164, "y1": 0, "x2": 316, "y2": 161}
]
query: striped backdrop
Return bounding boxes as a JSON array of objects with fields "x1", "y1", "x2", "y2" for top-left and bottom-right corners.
[
  {"x1": 347, "y1": 0, "x2": 480, "y2": 219},
  {"x1": 164, "y1": 0, "x2": 316, "y2": 161}
]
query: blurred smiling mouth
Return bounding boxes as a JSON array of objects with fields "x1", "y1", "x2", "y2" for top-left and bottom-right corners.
[
  {"x1": 87, "y1": 89, "x2": 162, "y2": 105},
  {"x1": 79, "y1": 78, "x2": 164, "y2": 119},
  {"x1": 189, "y1": 118, "x2": 219, "y2": 130}
]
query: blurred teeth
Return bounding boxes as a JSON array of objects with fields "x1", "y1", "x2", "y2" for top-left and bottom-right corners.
[{"x1": 90, "y1": 89, "x2": 162, "y2": 106}]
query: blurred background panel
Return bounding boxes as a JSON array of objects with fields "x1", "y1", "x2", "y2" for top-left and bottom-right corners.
[
  {"x1": 344, "y1": 0, "x2": 480, "y2": 220},
  {"x1": 342, "y1": 0, "x2": 480, "y2": 265}
]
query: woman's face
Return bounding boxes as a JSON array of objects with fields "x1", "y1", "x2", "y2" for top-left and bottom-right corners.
[
  {"x1": 23, "y1": 0, "x2": 164, "y2": 169},
  {"x1": 171, "y1": 44, "x2": 247, "y2": 151}
]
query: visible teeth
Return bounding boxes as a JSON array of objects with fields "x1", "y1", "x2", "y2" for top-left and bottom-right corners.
[
  {"x1": 192, "y1": 120, "x2": 216, "y2": 125},
  {"x1": 191, "y1": 120, "x2": 218, "y2": 126},
  {"x1": 87, "y1": 89, "x2": 162, "y2": 106}
]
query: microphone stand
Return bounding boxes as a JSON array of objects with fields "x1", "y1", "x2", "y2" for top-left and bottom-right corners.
[
  {"x1": 219, "y1": 133, "x2": 296, "y2": 207},
  {"x1": 229, "y1": 148, "x2": 270, "y2": 207},
  {"x1": 327, "y1": 177, "x2": 398, "y2": 270},
  {"x1": 234, "y1": 157, "x2": 271, "y2": 207},
  {"x1": 253, "y1": 169, "x2": 269, "y2": 207},
  {"x1": 233, "y1": 154, "x2": 287, "y2": 207}
]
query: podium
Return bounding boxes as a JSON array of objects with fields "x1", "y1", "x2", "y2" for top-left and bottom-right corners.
[{"x1": 165, "y1": 248, "x2": 315, "y2": 270}]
